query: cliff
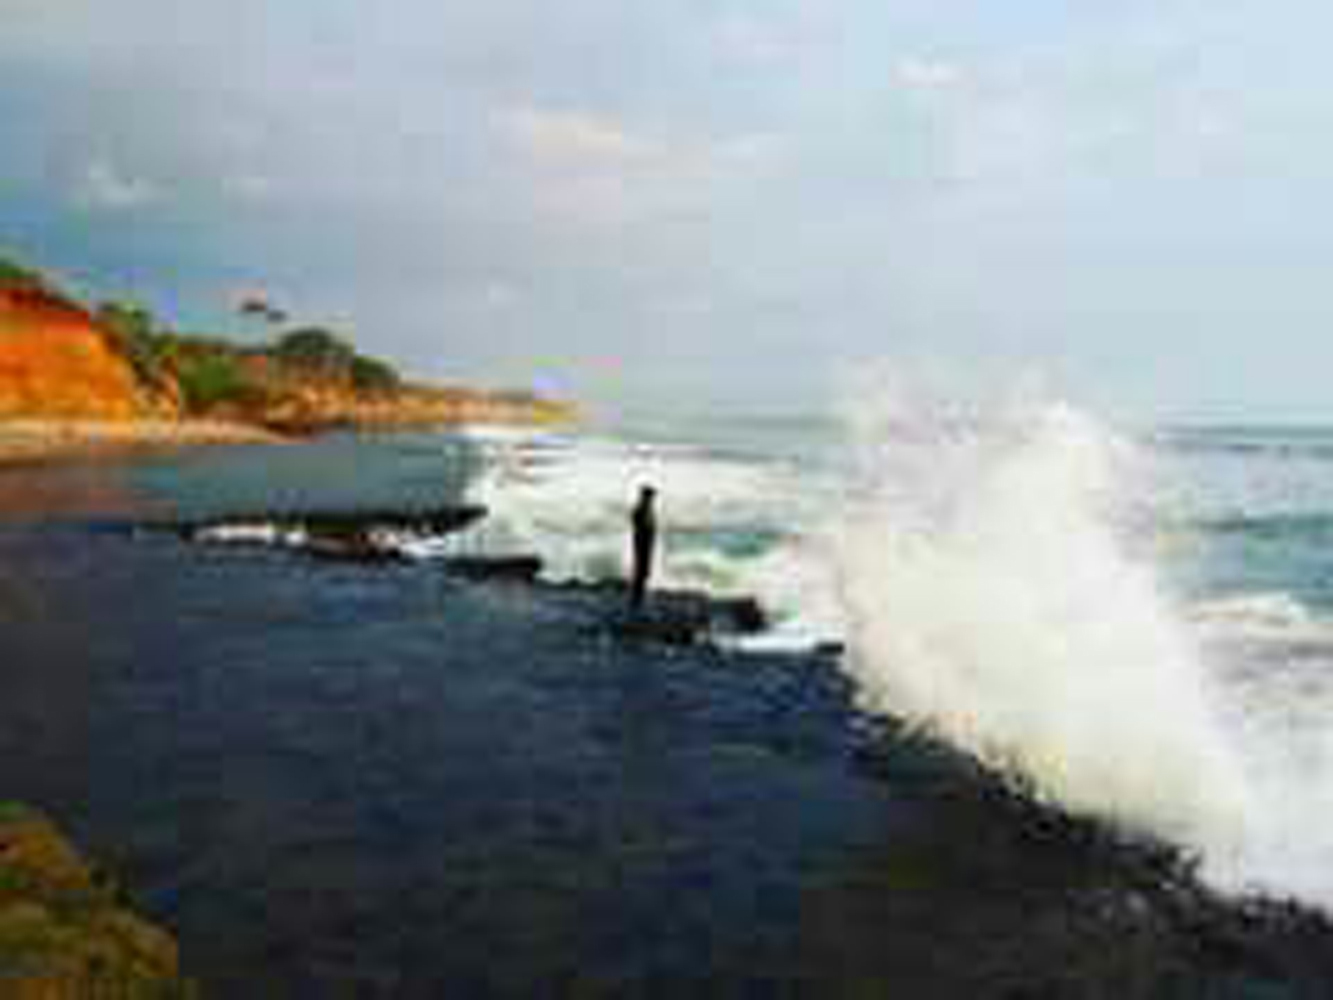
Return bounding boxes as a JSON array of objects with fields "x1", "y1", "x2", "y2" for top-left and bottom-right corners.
[
  {"x1": 0, "y1": 257, "x2": 575, "y2": 439},
  {"x1": 0, "y1": 803, "x2": 193, "y2": 997},
  {"x1": 250, "y1": 376, "x2": 578, "y2": 433},
  {"x1": 0, "y1": 286, "x2": 160, "y2": 421},
  {"x1": 144, "y1": 330, "x2": 577, "y2": 432}
]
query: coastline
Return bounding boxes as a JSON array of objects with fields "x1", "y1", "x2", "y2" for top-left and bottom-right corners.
[
  {"x1": 0, "y1": 418, "x2": 289, "y2": 467},
  {"x1": 0, "y1": 402, "x2": 577, "y2": 468},
  {"x1": 2, "y1": 488, "x2": 1331, "y2": 995},
  {"x1": 2, "y1": 425, "x2": 1333, "y2": 994}
]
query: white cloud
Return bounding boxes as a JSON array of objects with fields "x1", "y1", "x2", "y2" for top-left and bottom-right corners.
[
  {"x1": 75, "y1": 158, "x2": 161, "y2": 211},
  {"x1": 497, "y1": 106, "x2": 779, "y2": 226},
  {"x1": 500, "y1": 107, "x2": 655, "y2": 171},
  {"x1": 221, "y1": 171, "x2": 276, "y2": 201},
  {"x1": 714, "y1": 15, "x2": 796, "y2": 66},
  {"x1": 895, "y1": 57, "x2": 963, "y2": 94}
]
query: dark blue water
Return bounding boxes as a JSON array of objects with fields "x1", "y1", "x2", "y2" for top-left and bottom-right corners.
[{"x1": 0, "y1": 438, "x2": 1329, "y2": 997}]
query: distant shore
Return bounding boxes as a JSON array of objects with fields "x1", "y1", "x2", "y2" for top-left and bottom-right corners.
[
  {"x1": 0, "y1": 417, "x2": 288, "y2": 466},
  {"x1": 0, "y1": 403, "x2": 577, "y2": 467}
]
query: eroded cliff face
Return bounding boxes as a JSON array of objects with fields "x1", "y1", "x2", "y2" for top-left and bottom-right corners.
[
  {"x1": 0, "y1": 279, "x2": 574, "y2": 433},
  {"x1": 0, "y1": 286, "x2": 159, "y2": 420}
]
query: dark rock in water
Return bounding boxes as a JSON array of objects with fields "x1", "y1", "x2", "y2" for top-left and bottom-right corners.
[
  {"x1": 438, "y1": 555, "x2": 543, "y2": 583},
  {"x1": 272, "y1": 504, "x2": 486, "y2": 537},
  {"x1": 650, "y1": 590, "x2": 769, "y2": 637},
  {"x1": 717, "y1": 596, "x2": 767, "y2": 634},
  {"x1": 593, "y1": 586, "x2": 770, "y2": 645},
  {"x1": 108, "y1": 503, "x2": 488, "y2": 541},
  {"x1": 112, "y1": 503, "x2": 491, "y2": 565},
  {"x1": 303, "y1": 534, "x2": 408, "y2": 564},
  {"x1": 607, "y1": 607, "x2": 703, "y2": 646},
  {"x1": 844, "y1": 721, "x2": 1333, "y2": 996}
]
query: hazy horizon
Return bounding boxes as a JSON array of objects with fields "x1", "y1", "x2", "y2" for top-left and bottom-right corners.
[{"x1": 4, "y1": 2, "x2": 1332, "y2": 423}]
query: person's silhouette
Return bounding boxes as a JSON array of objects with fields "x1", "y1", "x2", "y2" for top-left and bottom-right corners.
[{"x1": 629, "y1": 486, "x2": 658, "y2": 610}]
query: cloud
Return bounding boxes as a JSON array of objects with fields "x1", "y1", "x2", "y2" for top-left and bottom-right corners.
[
  {"x1": 7, "y1": 1, "x2": 1333, "y2": 417},
  {"x1": 221, "y1": 172, "x2": 277, "y2": 202},
  {"x1": 74, "y1": 159, "x2": 162, "y2": 212},
  {"x1": 497, "y1": 105, "x2": 779, "y2": 227},
  {"x1": 713, "y1": 15, "x2": 799, "y2": 67},
  {"x1": 895, "y1": 57, "x2": 963, "y2": 93},
  {"x1": 500, "y1": 108, "x2": 655, "y2": 172}
]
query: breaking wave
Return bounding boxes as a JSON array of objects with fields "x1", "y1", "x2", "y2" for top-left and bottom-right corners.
[
  {"x1": 830, "y1": 379, "x2": 1333, "y2": 909},
  {"x1": 359, "y1": 405, "x2": 1333, "y2": 910}
]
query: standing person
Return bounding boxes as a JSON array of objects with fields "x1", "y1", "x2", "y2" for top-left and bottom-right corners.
[{"x1": 629, "y1": 485, "x2": 658, "y2": 611}]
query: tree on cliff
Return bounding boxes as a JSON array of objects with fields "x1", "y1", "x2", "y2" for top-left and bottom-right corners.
[
  {"x1": 349, "y1": 354, "x2": 401, "y2": 393},
  {"x1": 175, "y1": 352, "x2": 254, "y2": 414},
  {"x1": 96, "y1": 300, "x2": 177, "y2": 394},
  {"x1": 273, "y1": 327, "x2": 358, "y2": 370},
  {"x1": 274, "y1": 327, "x2": 400, "y2": 392},
  {"x1": 0, "y1": 254, "x2": 53, "y2": 290},
  {"x1": 2, "y1": 254, "x2": 415, "y2": 422}
]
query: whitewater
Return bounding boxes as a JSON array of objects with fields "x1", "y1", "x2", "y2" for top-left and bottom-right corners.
[{"x1": 441, "y1": 388, "x2": 1333, "y2": 913}]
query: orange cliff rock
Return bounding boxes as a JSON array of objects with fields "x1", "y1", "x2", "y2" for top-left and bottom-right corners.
[{"x1": 0, "y1": 286, "x2": 165, "y2": 420}]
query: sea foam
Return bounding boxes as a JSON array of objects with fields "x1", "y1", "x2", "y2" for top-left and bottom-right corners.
[
  {"x1": 460, "y1": 397, "x2": 1333, "y2": 909},
  {"x1": 827, "y1": 377, "x2": 1333, "y2": 910},
  {"x1": 829, "y1": 380, "x2": 1253, "y2": 863}
]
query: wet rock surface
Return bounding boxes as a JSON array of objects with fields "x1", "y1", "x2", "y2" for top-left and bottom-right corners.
[
  {"x1": 119, "y1": 503, "x2": 489, "y2": 542},
  {"x1": 0, "y1": 525, "x2": 1331, "y2": 997}
]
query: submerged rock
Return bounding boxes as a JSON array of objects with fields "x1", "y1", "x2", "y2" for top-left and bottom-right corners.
[
  {"x1": 594, "y1": 586, "x2": 771, "y2": 645},
  {"x1": 438, "y1": 554, "x2": 544, "y2": 583},
  {"x1": 179, "y1": 503, "x2": 488, "y2": 540},
  {"x1": 0, "y1": 803, "x2": 194, "y2": 997}
]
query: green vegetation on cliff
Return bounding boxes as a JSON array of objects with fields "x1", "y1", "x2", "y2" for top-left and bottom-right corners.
[
  {"x1": 0, "y1": 254, "x2": 52, "y2": 291},
  {"x1": 2, "y1": 252, "x2": 576, "y2": 429},
  {"x1": 94, "y1": 297, "x2": 404, "y2": 419},
  {"x1": 270, "y1": 327, "x2": 401, "y2": 393}
]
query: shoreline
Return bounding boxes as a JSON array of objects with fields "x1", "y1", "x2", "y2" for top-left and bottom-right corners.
[
  {"x1": 3, "y1": 506, "x2": 1332, "y2": 994},
  {"x1": 0, "y1": 417, "x2": 290, "y2": 467},
  {"x1": 0, "y1": 408, "x2": 578, "y2": 468}
]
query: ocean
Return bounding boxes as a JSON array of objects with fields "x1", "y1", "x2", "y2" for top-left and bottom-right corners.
[
  {"x1": 3, "y1": 391, "x2": 1333, "y2": 994},
  {"x1": 449, "y1": 395, "x2": 1333, "y2": 910}
]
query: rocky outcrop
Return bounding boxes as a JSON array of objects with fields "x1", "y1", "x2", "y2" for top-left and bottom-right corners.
[
  {"x1": 0, "y1": 287, "x2": 162, "y2": 421},
  {"x1": 0, "y1": 803, "x2": 193, "y2": 997}
]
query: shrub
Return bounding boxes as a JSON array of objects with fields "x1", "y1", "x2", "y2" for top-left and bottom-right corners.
[
  {"x1": 349, "y1": 354, "x2": 400, "y2": 394},
  {"x1": 272, "y1": 327, "x2": 356, "y2": 370},
  {"x1": 0, "y1": 255, "x2": 50, "y2": 290},
  {"x1": 96, "y1": 301, "x2": 172, "y2": 387},
  {"x1": 175, "y1": 352, "x2": 253, "y2": 414}
]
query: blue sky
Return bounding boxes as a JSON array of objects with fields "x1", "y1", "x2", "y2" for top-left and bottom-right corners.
[{"x1": 2, "y1": 1, "x2": 1331, "y2": 420}]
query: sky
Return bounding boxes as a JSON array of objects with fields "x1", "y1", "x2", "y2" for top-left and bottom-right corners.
[{"x1": 2, "y1": 1, "x2": 1332, "y2": 421}]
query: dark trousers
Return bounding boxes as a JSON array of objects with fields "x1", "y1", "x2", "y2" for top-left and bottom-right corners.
[{"x1": 630, "y1": 533, "x2": 655, "y2": 609}]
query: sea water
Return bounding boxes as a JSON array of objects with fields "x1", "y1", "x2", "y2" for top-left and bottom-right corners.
[
  {"x1": 5, "y1": 389, "x2": 1333, "y2": 991},
  {"x1": 112, "y1": 385, "x2": 1333, "y2": 914},
  {"x1": 425, "y1": 388, "x2": 1333, "y2": 914}
]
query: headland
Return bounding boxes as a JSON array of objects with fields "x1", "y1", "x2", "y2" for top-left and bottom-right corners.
[{"x1": 0, "y1": 254, "x2": 575, "y2": 465}]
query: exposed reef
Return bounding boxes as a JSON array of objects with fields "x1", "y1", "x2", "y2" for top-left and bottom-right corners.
[{"x1": 153, "y1": 504, "x2": 773, "y2": 643}]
